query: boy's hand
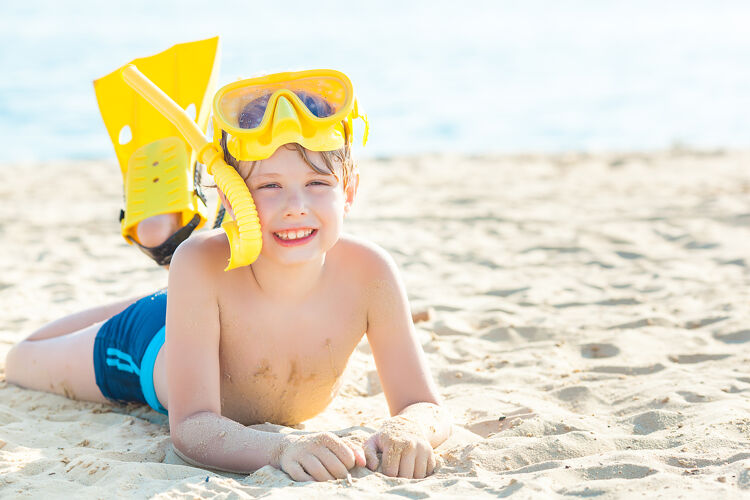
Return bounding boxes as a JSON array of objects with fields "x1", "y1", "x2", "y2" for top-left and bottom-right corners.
[
  {"x1": 274, "y1": 432, "x2": 366, "y2": 482},
  {"x1": 363, "y1": 416, "x2": 436, "y2": 479}
]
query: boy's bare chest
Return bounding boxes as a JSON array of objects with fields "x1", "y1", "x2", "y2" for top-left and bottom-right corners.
[{"x1": 216, "y1": 291, "x2": 367, "y2": 426}]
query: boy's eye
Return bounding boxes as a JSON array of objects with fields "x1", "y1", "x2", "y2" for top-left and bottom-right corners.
[{"x1": 256, "y1": 180, "x2": 330, "y2": 189}]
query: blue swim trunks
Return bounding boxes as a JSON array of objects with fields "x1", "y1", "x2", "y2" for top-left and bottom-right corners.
[{"x1": 93, "y1": 290, "x2": 168, "y2": 414}]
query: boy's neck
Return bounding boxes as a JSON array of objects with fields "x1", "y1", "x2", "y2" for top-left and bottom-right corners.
[{"x1": 247, "y1": 255, "x2": 327, "y2": 302}]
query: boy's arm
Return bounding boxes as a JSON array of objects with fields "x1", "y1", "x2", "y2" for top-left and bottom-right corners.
[
  {"x1": 166, "y1": 238, "x2": 282, "y2": 472},
  {"x1": 166, "y1": 237, "x2": 364, "y2": 478},
  {"x1": 362, "y1": 246, "x2": 452, "y2": 477}
]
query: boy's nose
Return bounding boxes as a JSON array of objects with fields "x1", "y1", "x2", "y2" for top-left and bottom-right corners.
[{"x1": 283, "y1": 189, "x2": 308, "y2": 217}]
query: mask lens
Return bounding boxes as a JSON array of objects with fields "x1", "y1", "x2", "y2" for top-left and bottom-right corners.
[
  {"x1": 238, "y1": 93, "x2": 271, "y2": 129},
  {"x1": 217, "y1": 75, "x2": 349, "y2": 130},
  {"x1": 293, "y1": 91, "x2": 334, "y2": 118}
]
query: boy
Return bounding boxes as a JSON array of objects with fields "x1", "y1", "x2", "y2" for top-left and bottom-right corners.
[{"x1": 5, "y1": 65, "x2": 451, "y2": 481}]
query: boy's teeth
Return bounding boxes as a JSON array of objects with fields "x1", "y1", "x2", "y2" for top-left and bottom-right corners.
[{"x1": 276, "y1": 229, "x2": 313, "y2": 240}]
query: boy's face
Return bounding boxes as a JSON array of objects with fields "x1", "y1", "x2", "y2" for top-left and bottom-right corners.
[{"x1": 237, "y1": 145, "x2": 355, "y2": 266}]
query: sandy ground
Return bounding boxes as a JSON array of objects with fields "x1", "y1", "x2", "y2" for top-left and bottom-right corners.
[{"x1": 1, "y1": 150, "x2": 749, "y2": 498}]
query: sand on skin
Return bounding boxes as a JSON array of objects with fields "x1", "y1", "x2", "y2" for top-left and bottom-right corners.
[{"x1": 1, "y1": 150, "x2": 749, "y2": 498}]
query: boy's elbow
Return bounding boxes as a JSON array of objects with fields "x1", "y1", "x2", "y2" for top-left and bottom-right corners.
[
  {"x1": 169, "y1": 411, "x2": 217, "y2": 463},
  {"x1": 169, "y1": 412, "x2": 240, "y2": 472},
  {"x1": 171, "y1": 440, "x2": 217, "y2": 472},
  {"x1": 168, "y1": 411, "x2": 267, "y2": 474}
]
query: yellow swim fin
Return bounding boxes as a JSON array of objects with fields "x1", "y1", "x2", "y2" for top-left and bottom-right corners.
[{"x1": 93, "y1": 37, "x2": 220, "y2": 264}]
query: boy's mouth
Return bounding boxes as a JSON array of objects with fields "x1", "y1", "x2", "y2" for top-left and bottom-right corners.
[{"x1": 272, "y1": 228, "x2": 317, "y2": 246}]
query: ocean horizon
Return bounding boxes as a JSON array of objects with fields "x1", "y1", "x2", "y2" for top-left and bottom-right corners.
[{"x1": 1, "y1": 0, "x2": 749, "y2": 163}]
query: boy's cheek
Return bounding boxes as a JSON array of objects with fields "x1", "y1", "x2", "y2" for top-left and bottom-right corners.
[{"x1": 251, "y1": 198, "x2": 272, "y2": 224}]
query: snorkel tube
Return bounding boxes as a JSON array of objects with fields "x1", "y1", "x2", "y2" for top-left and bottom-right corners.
[{"x1": 121, "y1": 65, "x2": 262, "y2": 270}]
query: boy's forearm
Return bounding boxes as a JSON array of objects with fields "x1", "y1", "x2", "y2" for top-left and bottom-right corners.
[
  {"x1": 171, "y1": 412, "x2": 289, "y2": 473},
  {"x1": 396, "y1": 402, "x2": 452, "y2": 448}
]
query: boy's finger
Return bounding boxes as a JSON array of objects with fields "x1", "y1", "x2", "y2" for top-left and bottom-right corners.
[
  {"x1": 397, "y1": 445, "x2": 417, "y2": 478},
  {"x1": 426, "y1": 450, "x2": 437, "y2": 476},
  {"x1": 381, "y1": 443, "x2": 401, "y2": 477},
  {"x1": 325, "y1": 436, "x2": 356, "y2": 469},
  {"x1": 300, "y1": 455, "x2": 335, "y2": 482},
  {"x1": 317, "y1": 448, "x2": 350, "y2": 479},
  {"x1": 413, "y1": 449, "x2": 429, "y2": 479},
  {"x1": 364, "y1": 437, "x2": 379, "y2": 471},
  {"x1": 284, "y1": 462, "x2": 314, "y2": 482},
  {"x1": 346, "y1": 442, "x2": 367, "y2": 467}
]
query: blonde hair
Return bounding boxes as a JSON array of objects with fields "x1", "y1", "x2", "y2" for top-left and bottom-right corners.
[{"x1": 219, "y1": 128, "x2": 357, "y2": 191}]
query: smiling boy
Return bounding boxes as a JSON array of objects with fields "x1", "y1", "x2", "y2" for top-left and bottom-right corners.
[
  {"x1": 6, "y1": 144, "x2": 451, "y2": 480},
  {"x1": 165, "y1": 143, "x2": 451, "y2": 479},
  {"x1": 5, "y1": 67, "x2": 452, "y2": 482}
]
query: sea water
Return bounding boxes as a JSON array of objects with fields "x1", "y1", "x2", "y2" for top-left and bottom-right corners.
[{"x1": 0, "y1": 0, "x2": 749, "y2": 163}]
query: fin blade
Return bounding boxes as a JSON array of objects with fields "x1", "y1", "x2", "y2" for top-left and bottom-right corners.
[{"x1": 93, "y1": 37, "x2": 220, "y2": 178}]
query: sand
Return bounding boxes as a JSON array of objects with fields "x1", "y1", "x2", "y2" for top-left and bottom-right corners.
[{"x1": 1, "y1": 150, "x2": 749, "y2": 498}]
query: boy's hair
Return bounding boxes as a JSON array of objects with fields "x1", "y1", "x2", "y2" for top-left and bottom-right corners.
[{"x1": 218, "y1": 91, "x2": 356, "y2": 191}]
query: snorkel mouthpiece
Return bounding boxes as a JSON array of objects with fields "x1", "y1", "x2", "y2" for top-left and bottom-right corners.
[{"x1": 121, "y1": 64, "x2": 263, "y2": 271}]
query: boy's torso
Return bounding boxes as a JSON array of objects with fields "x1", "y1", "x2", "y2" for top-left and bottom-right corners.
[{"x1": 157, "y1": 234, "x2": 373, "y2": 426}]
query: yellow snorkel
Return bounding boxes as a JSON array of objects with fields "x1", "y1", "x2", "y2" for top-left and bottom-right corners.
[{"x1": 121, "y1": 65, "x2": 262, "y2": 271}]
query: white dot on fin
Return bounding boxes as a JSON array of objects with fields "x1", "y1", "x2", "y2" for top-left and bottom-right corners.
[
  {"x1": 185, "y1": 103, "x2": 197, "y2": 121},
  {"x1": 118, "y1": 125, "x2": 132, "y2": 145}
]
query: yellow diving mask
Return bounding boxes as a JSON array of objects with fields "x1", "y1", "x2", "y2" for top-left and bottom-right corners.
[
  {"x1": 120, "y1": 60, "x2": 368, "y2": 271},
  {"x1": 213, "y1": 69, "x2": 369, "y2": 162}
]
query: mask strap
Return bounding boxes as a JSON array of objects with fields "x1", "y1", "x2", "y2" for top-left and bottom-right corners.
[
  {"x1": 359, "y1": 113, "x2": 369, "y2": 146},
  {"x1": 351, "y1": 98, "x2": 369, "y2": 146},
  {"x1": 346, "y1": 114, "x2": 354, "y2": 145}
]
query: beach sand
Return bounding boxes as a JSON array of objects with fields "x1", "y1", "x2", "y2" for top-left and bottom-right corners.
[{"x1": 1, "y1": 150, "x2": 749, "y2": 498}]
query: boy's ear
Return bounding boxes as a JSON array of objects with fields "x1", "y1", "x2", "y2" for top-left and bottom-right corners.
[{"x1": 344, "y1": 171, "x2": 360, "y2": 215}]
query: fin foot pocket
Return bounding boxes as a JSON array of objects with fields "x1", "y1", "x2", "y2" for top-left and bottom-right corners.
[
  {"x1": 127, "y1": 214, "x2": 201, "y2": 266},
  {"x1": 119, "y1": 137, "x2": 208, "y2": 265}
]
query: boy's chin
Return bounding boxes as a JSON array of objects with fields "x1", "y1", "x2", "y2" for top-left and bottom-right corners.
[
  {"x1": 272, "y1": 253, "x2": 324, "y2": 266},
  {"x1": 260, "y1": 245, "x2": 327, "y2": 267}
]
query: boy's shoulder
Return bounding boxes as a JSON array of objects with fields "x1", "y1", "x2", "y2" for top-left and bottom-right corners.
[
  {"x1": 171, "y1": 229, "x2": 230, "y2": 275},
  {"x1": 333, "y1": 232, "x2": 390, "y2": 258},
  {"x1": 331, "y1": 233, "x2": 399, "y2": 282},
  {"x1": 334, "y1": 235, "x2": 407, "y2": 325}
]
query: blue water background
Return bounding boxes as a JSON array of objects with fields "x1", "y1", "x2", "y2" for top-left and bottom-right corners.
[{"x1": 1, "y1": 0, "x2": 749, "y2": 162}]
